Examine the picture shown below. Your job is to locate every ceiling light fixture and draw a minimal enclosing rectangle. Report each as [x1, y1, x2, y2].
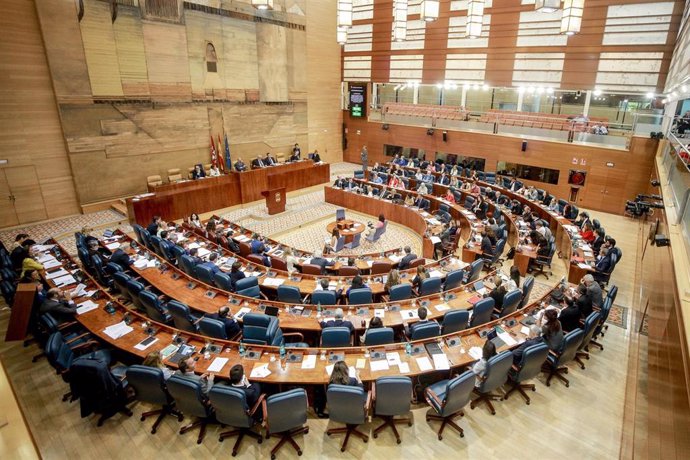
[561, 0, 584, 35]
[392, 0, 408, 42]
[466, 0, 485, 38]
[421, 0, 440, 22]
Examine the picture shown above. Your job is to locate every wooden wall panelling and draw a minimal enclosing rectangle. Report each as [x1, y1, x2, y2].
[113, 5, 151, 98]
[141, 21, 193, 101]
[256, 23, 289, 102]
[79, 0, 125, 98]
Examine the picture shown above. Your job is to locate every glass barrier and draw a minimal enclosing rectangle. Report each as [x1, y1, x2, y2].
[633, 113, 664, 136]
[665, 134, 690, 213]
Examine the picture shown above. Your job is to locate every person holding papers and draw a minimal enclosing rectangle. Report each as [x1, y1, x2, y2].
[227, 364, 261, 409]
[472, 340, 497, 387]
[21, 245, 44, 278]
[40, 288, 77, 322]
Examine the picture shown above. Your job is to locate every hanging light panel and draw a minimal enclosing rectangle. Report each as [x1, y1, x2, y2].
[535, 0, 561, 13]
[421, 0, 440, 22]
[392, 0, 408, 42]
[337, 0, 353, 27]
[560, 0, 584, 35]
[466, 0, 485, 38]
[251, 0, 274, 10]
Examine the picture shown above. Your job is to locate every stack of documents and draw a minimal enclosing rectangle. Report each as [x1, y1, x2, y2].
[250, 363, 272, 378]
[76, 300, 99, 315]
[262, 277, 285, 287]
[207, 357, 229, 373]
[103, 321, 133, 339]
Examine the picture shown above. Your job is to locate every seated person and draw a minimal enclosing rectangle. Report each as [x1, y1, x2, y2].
[404, 194, 415, 206]
[472, 340, 497, 387]
[558, 300, 582, 333]
[329, 361, 362, 388]
[380, 187, 394, 200]
[198, 252, 221, 275]
[333, 175, 347, 188]
[541, 309, 564, 351]
[488, 276, 507, 309]
[227, 364, 262, 409]
[228, 262, 246, 291]
[250, 233, 266, 254]
[176, 357, 214, 395]
[384, 269, 401, 293]
[361, 316, 384, 344]
[511, 325, 544, 364]
[264, 152, 276, 166]
[411, 265, 429, 291]
[251, 155, 265, 169]
[580, 223, 596, 244]
[292, 143, 301, 160]
[187, 247, 204, 265]
[234, 158, 247, 172]
[438, 173, 450, 185]
[547, 198, 559, 212]
[311, 150, 322, 163]
[207, 306, 241, 338]
[319, 307, 354, 333]
[480, 230, 493, 257]
[366, 214, 386, 239]
[191, 164, 206, 180]
[398, 246, 417, 270]
[188, 213, 202, 228]
[109, 242, 133, 271]
[405, 306, 437, 337]
[142, 350, 174, 380]
[208, 164, 221, 177]
[323, 228, 340, 254]
[443, 189, 456, 204]
[40, 288, 77, 323]
[21, 245, 44, 278]
[417, 182, 429, 195]
[371, 172, 383, 184]
[310, 252, 336, 274]
[346, 275, 368, 297]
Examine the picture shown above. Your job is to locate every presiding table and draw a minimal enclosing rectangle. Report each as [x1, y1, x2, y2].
[326, 219, 366, 244]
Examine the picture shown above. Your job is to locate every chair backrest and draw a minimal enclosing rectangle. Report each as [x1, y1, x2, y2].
[198, 317, 228, 340]
[389, 283, 412, 301]
[463, 196, 475, 209]
[132, 224, 146, 245]
[498, 289, 522, 317]
[374, 376, 412, 416]
[321, 327, 351, 347]
[208, 385, 253, 429]
[367, 226, 384, 242]
[327, 384, 368, 425]
[302, 264, 322, 275]
[333, 236, 346, 253]
[440, 370, 475, 415]
[242, 313, 279, 345]
[126, 365, 170, 406]
[213, 272, 233, 291]
[363, 327, 395, 346]
[112, 272, 131, 299]
[311, 290, 337, 305]
[139, 290, 168, 324]
[195, 264, 216, 285]
[519, 275, 534, 308]
[607, 285, 618, 304]
[239, 242, 251, 257]
[419, 277, 442, 296]
[490, 239, 506, 263]
[179, 255, 197, 277]
[166, 375, 211, 419]
[167, 300, 197, 333]
[467, 259, 484, 283]
[477, 350, 513, 393]
[470, 297, 495, 328]
[246, 254, 265, 266]
[271, 257, 288, 271]
[125, 278, 146, 308]
[410, 321, 441, 340]
[348, 288, 373, 305]
[104, 262, 122, 276]
[409, 258, 425, 268]
[555, 329, 585, 367]
[346, 233, 361, 249]
[336, 209, 346, 220]
[265, 388, 307, 434]
[149, 235, 164, 257]
[371, 261, 392, 275]
[514, 342, 550, 383]
[444, 269, 464, 291]
[442, 310, 470, 334]
[277, 285, 302, 304]
[580, 312, 601, 350]
[235, 276, 260, 298]
[338, 265, 359, 276]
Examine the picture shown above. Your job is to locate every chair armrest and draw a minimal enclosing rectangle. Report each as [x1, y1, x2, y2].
[302, 295, 310, 304]
[56, 320, 79, 331]
[261, 398, 269, 429]
[259, 292, 269, 300]
[371, 382, 376, 402]
[364, 390, 372, 414]
[380, 295, 390, 303]
[71, 340, 100, 353]
[65, 332, 91, 346]
[424, 387, 444, 408]
[282, 332, 304, 342]
[248, 393, 266, 417]
[229, 330, 243, 341]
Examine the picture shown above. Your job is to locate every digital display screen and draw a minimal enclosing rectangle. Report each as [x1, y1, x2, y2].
[349, 84, 366, 118]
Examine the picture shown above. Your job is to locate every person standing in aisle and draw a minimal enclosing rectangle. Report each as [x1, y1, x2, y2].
[361, 145, 368, 174]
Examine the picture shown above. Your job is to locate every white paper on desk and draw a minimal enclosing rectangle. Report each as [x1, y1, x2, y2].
[53, 275, 77, 287]
[207, 357, 229, 373]
[435, 303, 450, 312]
[416, 357, 433, 372]
[133, 258, 148, 269]
[301, 355, 317, 369]
[389, 254, 402, 263]
[374, 308, 385, 318]
[325, 365, 357, 377]
[356, 359, 366, 369]
[187, 242, 200, 249]
[366, 261, 374, 268]
[401, 309, 419, 320]
[398, 362, 410, 374]
[262, 277, 285, 287]
[370, 360, 390, 372]
[146, 260, 157, 268]
[235, 307, 252, 319]
[76, 300, 98, 315]
[250, 363, 271, 378]
[43, 259, 62, 269]
[235, 235, 250, 242]
[386, 352, 401, 366]
[429, 270, 444, 279]
[105, 242, 120, 250]
[134, 337, 159, 351]
[37, 253, 56, 264]
[197, 248, 211, 258]
[103, 321, 133, 339]
[433, 354, 451, 370]
[430, 236, 441, 244]
[71, 283, 87, 297]
[497, 331, 517, 347]
[520, 326, 530, 336]
[33, 244, 55, 252]
[577, 263, 591, 270]
[469, 347, 483, 360]
[46, 269, 69, 280]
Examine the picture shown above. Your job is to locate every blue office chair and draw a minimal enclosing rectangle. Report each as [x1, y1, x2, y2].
[483, 238, 506, 269]
[208, 386, 264, 456]
[425, 370, 475, 440]
[372, 376, 413, 444]
[213, 272, 234, 291]
[312, 290, 338, 305]
[409, 321, 441, 340]
[464, 259, 484, 284]
[132, 224, 146, 245]
[469, 297, 494, 328]
[277, 285, 302, 304]
[505, 342, 549, 405]
[367, 226, 385, 242]
[348, 288, 373, 305]
[470, 350, 513, 415]
[333, 236, 346, 253]
[147, 235, 163, 257]
[171, 245, 186, 266]
[104, 262, 123, 276]
[326, 384, 371, 452]
[419, 277, 442, 296]
[198, 317, 228, 340]
[388, 284, 412, 301]
[264, 388, 309, 458]
[442, 310, 470, 334]
[533, 243, 556, 279]
[241, 313, 279, 345]
[167, 300, 198, 333]
[195, 264, 216, 286]
[363, 327, 395, 346]
[463, 196, 475, 209]
[443, 269, 464, 291]
[166, 375, 214, 444]
[126, 365, 183, 434]
[590, 296, 613, 350]
[158, 239, 176, 263]
[139, 290, 172, 324]
[519, 275, 534, 308]
[574, 311, 601, 369]
[494, 289, 522, 318]
[140, 228, 153, 249]
[179, 255, 198, 277]
[545, 329, 584, 387]
[112, 272, 132, 301]
[344, 233, 361, 249]
[336, 209, 346, 220]
[235, 276, 261, 298]
[321, 327, 351, 347]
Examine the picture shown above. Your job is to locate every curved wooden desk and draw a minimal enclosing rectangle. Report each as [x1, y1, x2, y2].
[326, 219, 366, 243]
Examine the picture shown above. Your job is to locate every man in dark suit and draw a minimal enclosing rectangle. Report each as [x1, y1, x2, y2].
[592, 247, 613, 284]
[312, 150, 321, 162]
[250, 234, 268, 254]
[488, 276, 507, 309]
[405, 307, 438, 338]
[592, 229, 605, 255]
[234, 158, 247, 172]
[310, 253, 335, 274]
[251, 155, 265, 169]
[109, 242, 133, 271]
[583, 274, 603, 309]
[292, 143, 301, 160]
[319, 308, 354, 333]
[187, 248, 204, 266]
[146, 215, 162, 237]
[398, 246, 416, 270]
[228, 364, 261, 408]
[207, 306, 240, 338]
[40, 288, 78, 323]
[566, 283, 594, 319]
[198, 252, 221, 275]
[511, 325, 544, 364]
[264, 152, 276, 166]
[480, 230, 493, 257]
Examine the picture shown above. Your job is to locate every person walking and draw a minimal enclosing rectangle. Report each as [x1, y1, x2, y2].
[361, 145, 368, 174]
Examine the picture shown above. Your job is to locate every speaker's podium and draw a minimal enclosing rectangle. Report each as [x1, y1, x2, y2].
[261, 188, 286, 215]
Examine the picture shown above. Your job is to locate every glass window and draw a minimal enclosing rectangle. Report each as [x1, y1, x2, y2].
[496, 161, 560, 185]
[383, 144, 426, 159]
[418, 86, 441, 105]
[378, 84, 397, 106]
[492, 88, 519, 111]
[465, 87, 493, 112]
[442, 87, 463, 107]
[435, 152, 486, 170]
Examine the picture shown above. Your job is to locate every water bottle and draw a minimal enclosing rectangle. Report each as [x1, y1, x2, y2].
[405, 342, 412, 356]
[238, 341, 246, 357]
[317, 302, 322, 318]
[279, 342, 286, 360]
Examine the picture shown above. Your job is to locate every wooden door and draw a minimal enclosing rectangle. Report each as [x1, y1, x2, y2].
[4, 166, 47, 224]
[0, 171, 19, 228]
[581, 166, 627, 214]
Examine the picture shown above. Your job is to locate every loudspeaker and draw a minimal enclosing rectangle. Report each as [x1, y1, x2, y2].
[427, 128, 434, 136]
[382, 124, 389, 130]
[442, 130, 447, 142]
[521, 140, 527, 152]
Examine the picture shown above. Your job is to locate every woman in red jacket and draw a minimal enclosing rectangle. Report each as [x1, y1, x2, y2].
[580, 222, 596, 244]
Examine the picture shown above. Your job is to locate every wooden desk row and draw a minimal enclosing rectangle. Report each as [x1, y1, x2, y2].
[127, 161, 330, 225]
